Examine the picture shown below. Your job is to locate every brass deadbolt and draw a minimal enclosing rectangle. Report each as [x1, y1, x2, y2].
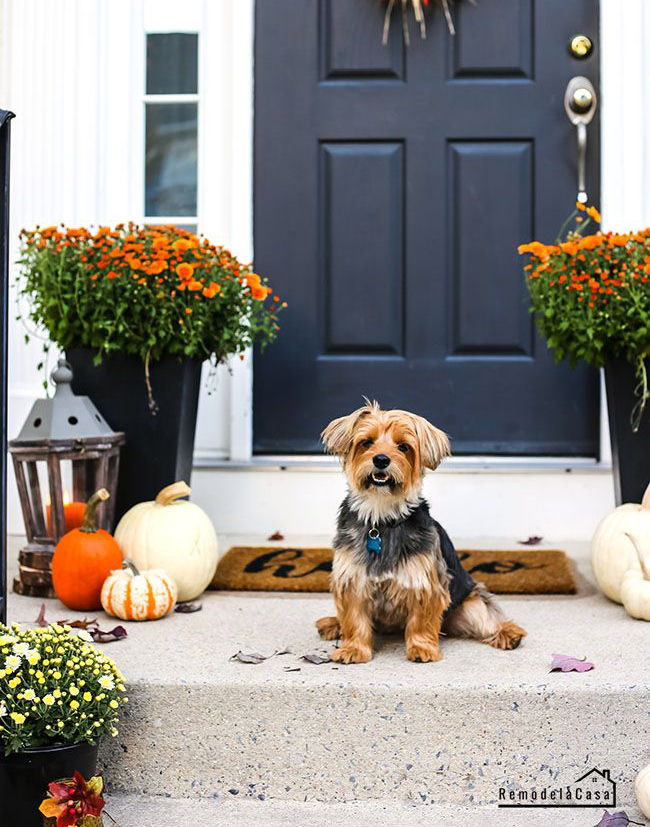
[569, 34, 593, 59]
[571, 87, 594, 114]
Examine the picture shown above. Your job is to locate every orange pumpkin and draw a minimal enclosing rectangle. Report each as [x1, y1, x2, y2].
[51, 489, 123, 610]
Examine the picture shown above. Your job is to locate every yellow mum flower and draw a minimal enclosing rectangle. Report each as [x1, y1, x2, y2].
[43, 694, 55, 706]
[10, 712, 26, 725]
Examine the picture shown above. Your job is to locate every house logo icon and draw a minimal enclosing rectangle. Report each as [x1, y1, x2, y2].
[498, 766, 616, 808]
[571, 768, 617, 807]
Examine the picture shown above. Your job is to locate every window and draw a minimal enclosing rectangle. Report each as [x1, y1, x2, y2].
[144, 32, 199, 232]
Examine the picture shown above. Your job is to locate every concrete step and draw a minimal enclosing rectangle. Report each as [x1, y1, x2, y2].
[7, 537, 649, 810]
[107, 795, 642, 827]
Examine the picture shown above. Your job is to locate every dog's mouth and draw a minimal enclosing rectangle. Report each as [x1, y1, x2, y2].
[367, 471, 393, 488]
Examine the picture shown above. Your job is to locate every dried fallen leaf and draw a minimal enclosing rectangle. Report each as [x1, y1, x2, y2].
[518, 535, 543, 546]
[268, 530, 284, 541]
[35, 604, 48, 627]
[301, 653, 331, 664]
[550, 653, 594, 673]
[230, 651, 268, 664]
[58, 618, 98, 630]
[175, 601, 203, 614]
[90, 626, 128, 644]
[594, 811, 643, 827]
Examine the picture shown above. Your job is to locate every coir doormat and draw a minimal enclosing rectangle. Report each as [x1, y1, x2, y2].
[210, 547, 576, 595]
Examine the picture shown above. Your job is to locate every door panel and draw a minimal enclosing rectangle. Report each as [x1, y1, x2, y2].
[322, 142, 404, 355]
[254, 0, 600, 455]
[449, 141, 533, 356]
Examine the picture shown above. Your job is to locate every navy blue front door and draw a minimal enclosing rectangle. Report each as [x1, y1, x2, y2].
[254, 0, 600, 455]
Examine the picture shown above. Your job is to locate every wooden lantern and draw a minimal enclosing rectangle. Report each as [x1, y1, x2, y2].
[9, 359, 125, 597]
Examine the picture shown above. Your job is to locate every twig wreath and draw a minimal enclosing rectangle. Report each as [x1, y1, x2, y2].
[382, 0, 476, 45]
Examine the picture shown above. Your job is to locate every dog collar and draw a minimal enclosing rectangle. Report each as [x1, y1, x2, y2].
[367, 525, 382, 554]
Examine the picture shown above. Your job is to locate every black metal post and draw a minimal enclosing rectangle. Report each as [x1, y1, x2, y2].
[0, 109, 15, 625]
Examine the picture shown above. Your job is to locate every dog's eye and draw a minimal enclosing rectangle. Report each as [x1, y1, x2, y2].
[361, 439, 374, 449]
[397, 443, 410, 453]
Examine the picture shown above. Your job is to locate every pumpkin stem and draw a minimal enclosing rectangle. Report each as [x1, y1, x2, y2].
[155, 481, 191, 506]
[79, 489, 110, 534]
[122, 558, 141, 577]
[625, 532, 650, 581]
[642, 482, 650, 511]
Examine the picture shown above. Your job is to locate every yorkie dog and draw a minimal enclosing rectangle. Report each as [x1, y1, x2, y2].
[316, 400, 526, 664]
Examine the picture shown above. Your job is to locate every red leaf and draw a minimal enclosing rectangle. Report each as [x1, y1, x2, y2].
[595, 811, 644, 826]
[518, 535, 543, 546]
[90, 625, 127, 643]
[35, 603, 48, 627]
[58, 618, 98, 630]
[550, 653, 594, 673]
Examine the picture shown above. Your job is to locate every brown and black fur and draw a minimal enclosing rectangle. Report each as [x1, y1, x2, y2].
[316, 400, 526, 664]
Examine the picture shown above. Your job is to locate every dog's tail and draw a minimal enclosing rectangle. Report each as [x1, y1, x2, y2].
[444, 584, 526, 650]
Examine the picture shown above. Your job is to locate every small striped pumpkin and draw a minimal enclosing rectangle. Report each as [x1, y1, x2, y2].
[101, 559, 177, 621]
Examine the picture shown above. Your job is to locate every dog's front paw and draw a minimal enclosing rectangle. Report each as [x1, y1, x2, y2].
[407, 642, 443, 663]
[316, 616, 341, 641]
[331, 643, 372, 664]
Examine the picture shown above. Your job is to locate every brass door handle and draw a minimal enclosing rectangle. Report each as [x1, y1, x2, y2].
[564, 76, 597, 204]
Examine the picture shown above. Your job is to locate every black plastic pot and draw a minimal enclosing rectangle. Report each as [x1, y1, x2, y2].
[0, 740, 99, 826]
[67, 348, 202, 524]
[604, 357, 650, 505]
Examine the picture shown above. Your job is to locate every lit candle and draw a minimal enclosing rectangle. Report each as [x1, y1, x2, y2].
[46, 491, 86, 535]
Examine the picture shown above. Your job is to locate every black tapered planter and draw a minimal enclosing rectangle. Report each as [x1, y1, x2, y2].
[0, 740, 99, 826]
[604, 357, 650, 506]
[67, 349, 202, 523]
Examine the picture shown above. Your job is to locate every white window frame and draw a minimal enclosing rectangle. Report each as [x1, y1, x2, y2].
[139, 0, 255, 462]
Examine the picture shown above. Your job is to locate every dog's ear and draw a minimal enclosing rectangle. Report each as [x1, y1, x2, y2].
[321, 403, 375, 457]
[410, 414, 450, 470]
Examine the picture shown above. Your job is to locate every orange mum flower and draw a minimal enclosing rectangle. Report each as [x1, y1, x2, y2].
[246, 273, 261, 289]
[172, 238, 193, 254]
[251, 285, 270, 301]
[187, 280, 203, 292]
[578, 234, 603, 251]
[586, 206, 601, 223]
[517, 241, 553, 259]
[107, 270, 118, 280]
[202, 282, 221, 298]
[561, 242, 579, 256]
[176, 262, 194, 280]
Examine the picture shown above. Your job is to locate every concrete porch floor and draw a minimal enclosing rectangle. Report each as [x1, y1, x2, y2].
[5, 534, 650, 824]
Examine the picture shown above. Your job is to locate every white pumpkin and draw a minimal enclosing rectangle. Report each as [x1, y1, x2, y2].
[114, 481, 218, 602]
[635, 764, 650, 819]
[591, 482, 650, 603]
[620, 532, 650, 621]
[101, 560, 177, 621]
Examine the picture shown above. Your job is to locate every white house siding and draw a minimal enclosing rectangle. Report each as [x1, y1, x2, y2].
[1, 0, 649, 538]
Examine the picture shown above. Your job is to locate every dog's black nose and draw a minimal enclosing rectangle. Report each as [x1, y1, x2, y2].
[373, 454, 390, 469]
